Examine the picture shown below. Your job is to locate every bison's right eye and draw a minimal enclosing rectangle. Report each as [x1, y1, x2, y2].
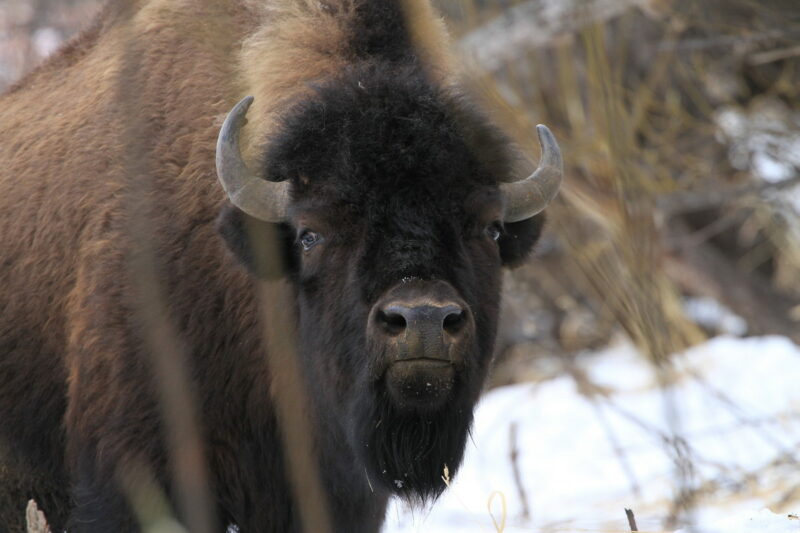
[298, 229, 322, 251]
[485, 221, 503, 242]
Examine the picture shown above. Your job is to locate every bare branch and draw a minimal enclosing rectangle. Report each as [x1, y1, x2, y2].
[508, 423, 531, 521]
[657, 174, 800, 214]
[458, 0, 650, 73]
[625, 508, 639, 532]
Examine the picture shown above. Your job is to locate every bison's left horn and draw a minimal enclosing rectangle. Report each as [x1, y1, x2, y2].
[500, 125, 563, 222]
[216, 96, 290, 222]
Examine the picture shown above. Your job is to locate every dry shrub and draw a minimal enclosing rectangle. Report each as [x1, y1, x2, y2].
[439, 0, 800, 372]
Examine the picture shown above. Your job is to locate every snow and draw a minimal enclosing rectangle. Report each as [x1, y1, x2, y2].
[383, 336, 800, 532]
[683, 297, 748, 336]
[715, 102, 800, 215]
[31, 27, 62, 58]
[674, 509, 800, 533]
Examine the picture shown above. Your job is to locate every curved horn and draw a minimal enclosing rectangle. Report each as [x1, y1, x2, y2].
[216, 96, 290, 222]
[500, 125, 563, 222]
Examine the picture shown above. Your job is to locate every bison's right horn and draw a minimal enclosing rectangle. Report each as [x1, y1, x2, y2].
[500, 125, 563, 222]
[216, 96, 290, 222]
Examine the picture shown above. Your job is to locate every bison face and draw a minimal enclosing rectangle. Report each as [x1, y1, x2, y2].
[216, 63, 555, 501]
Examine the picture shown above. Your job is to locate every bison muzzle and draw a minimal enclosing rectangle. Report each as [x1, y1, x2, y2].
[369, 279, 472, 411]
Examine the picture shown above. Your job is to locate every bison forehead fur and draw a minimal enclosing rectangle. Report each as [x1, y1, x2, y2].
[0, 0, 548, 532]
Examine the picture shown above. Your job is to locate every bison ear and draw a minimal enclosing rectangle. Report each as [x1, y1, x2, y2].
[215, 204, 297, 279]
[498, 213, 546, 268]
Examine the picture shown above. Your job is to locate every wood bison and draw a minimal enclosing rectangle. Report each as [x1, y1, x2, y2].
[0, 0, 562, 531]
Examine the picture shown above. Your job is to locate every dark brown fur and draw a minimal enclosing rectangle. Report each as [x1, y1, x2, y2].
[0, 1, 544, 531]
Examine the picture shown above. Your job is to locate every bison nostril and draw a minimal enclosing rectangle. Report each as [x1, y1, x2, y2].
[375, 302, 468, 339]
[442, 309, 466, 335]
[376, 309, 407, 336]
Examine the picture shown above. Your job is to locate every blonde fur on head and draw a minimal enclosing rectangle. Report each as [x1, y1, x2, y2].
[237, 1, 354, 160]
[398, 0, 457, 80]
[235, 0, 457, 164]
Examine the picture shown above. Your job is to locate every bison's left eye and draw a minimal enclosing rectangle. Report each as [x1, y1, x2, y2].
[485, 222, 503, 242]
[298, 229, 322, 251]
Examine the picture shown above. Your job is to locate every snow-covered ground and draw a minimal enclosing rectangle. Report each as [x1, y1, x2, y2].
[384, 335, 800, 533]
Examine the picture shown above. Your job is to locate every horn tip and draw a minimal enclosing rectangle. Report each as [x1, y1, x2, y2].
[236, 95, 255, 113]
[220, 96, 256, 144]
[534, 123, 563, 170]
[535, 124, 554, 141]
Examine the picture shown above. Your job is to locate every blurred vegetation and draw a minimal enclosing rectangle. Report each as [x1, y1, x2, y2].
[0, 0, 100, 89]
[436, 0, 800, 384]
[2, 0, 800, 378]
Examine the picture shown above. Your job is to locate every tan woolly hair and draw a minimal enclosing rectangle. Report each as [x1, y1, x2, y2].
[235, 0, 457, 162]
[398, 0, 457, 81]
[237, 1, 354, 160]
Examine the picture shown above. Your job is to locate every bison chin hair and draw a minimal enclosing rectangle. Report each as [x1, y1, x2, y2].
[354, 380, 476, 503]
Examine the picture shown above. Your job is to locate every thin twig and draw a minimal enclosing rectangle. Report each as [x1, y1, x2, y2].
[749, 45, 800, 65]
[657, 174, 800, 214]
[589, 400, 642, 499]
[508, 422, 531, 521]
[118, 27, 215, 533]
[625, 508, 639, 531]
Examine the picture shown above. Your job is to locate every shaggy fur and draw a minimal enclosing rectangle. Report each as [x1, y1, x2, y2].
[0, 0, 545, 531]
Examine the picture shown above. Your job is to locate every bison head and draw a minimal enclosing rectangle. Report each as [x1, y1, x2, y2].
[216, 63, 561, 501]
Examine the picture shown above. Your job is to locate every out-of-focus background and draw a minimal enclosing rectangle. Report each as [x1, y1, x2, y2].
[3, 1, 800, 532]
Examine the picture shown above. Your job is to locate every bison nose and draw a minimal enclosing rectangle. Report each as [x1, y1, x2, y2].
[374, 299, 469, 363]
[369, 281, 474, 411]
[377, 303, 467, 338]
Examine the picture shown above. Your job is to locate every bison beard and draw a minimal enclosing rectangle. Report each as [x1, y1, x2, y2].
[359, 381, 475, 501]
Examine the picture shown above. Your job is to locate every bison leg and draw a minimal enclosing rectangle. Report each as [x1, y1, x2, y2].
[63, 343, 166, 530]
[65, 450, 140, 533]
[62, 239, 177, 531]
[63, 367, 167, 533]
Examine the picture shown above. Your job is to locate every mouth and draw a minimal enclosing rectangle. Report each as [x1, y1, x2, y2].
[393, 357, 451, 368]
[384, 358, 455, 412]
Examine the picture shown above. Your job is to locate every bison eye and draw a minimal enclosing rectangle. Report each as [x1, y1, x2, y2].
[298, 229, 322, 251]
[485, 222, 503, 242]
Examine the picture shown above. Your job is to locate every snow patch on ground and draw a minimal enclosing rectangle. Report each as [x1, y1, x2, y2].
[683, 296, 748, 336]
[383, 335, 800, 532]
[675, 508, 800, 533]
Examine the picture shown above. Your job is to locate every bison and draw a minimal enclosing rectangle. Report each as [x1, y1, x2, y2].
[0, 0, 562, 531]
